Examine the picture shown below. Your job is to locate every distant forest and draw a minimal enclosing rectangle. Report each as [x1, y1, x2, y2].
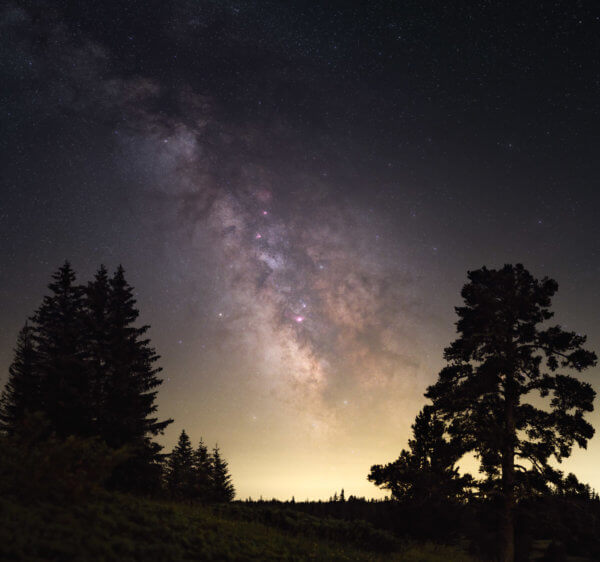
[1, 262, 599, 561]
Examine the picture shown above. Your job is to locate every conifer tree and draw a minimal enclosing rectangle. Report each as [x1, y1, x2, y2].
[193, 437, 213, 500]
[425, 264, 597, 562]
[83, 265, 111, 436]
[210, 445, 235, 502]
[369, 406, 471, 503]
[166, 430, 195, 499]
[103, 265, 173, 491]
[1, 262, 173, 494]
[30, 262, 89, 438]
[0, 324, 38, 434]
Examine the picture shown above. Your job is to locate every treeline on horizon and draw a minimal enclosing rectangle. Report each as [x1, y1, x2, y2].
[1, 262, 600, 561]
[0, 262, 233, 503]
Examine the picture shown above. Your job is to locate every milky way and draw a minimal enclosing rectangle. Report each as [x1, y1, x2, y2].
[2, 2, 599, 498]
[112, 79, 430, 437]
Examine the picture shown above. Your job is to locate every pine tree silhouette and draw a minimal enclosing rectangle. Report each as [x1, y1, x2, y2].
[103, 265, 173, 492]
[210, 445, 235, 502]
[166, 430, 196, 500]
[0, 324, 39, 434]
[30, 262, 89, 438]
[84, 265, 111, 437]
[193, 437, 213, 501]
[1, 262, 173, 493]
[426, 264, 597, 562]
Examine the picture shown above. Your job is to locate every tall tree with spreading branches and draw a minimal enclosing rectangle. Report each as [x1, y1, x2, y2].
[426, 264, 596, 561]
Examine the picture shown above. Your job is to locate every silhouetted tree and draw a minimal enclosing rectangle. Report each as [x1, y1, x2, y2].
[210, 445, 235, 502]
[102, 265, 173, 491]
[30, 262, 90, 438]
[1, 263, 173, 493]
[0, 324, 38, 434]
[425, 264, 597, 562]
[193, 437, 213, 500]
[83, 265, 111, 437]
[166, 430, 195, 499]
[558, 472, 594, 500]
[369, 405, 471, 503]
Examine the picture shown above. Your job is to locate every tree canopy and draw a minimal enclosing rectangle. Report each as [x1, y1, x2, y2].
[425, 264, 596, 561]
[368, 406, 472, 504]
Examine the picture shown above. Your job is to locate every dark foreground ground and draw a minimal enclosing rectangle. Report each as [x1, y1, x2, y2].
[3, 491, 599, 561]
[0, 492, 478, 561]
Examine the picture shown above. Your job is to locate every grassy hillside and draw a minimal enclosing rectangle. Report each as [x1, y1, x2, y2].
[0, 493, 476, 561]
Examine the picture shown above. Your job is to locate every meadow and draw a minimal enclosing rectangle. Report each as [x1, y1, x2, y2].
[0, 492, 476, 562]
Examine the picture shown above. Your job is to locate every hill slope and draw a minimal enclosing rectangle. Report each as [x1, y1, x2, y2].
[0, 493, 475, 561]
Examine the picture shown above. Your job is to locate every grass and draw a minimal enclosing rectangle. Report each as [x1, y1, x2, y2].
[0, 493, 477, 561]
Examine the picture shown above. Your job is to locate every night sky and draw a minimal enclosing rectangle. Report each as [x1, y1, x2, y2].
[1, 1, 599, 500]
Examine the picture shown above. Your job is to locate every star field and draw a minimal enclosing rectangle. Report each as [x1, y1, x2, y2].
[1, 1, 599, 499]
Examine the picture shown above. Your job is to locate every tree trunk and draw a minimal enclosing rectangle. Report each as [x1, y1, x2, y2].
[501, 382, 516, 562]
[501, 460, 515, 562]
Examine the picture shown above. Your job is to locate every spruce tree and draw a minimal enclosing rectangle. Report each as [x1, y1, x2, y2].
[425, 264, 597, 562]
[166, 430, 195, 500]
[1, 262, 173, 494]
[193, 437, 213, 501]
[83, 265, 111, 437]
[103, 265, 173, 491]
[210, 445, 235, 502]
[30, 262, 89, 438]
[0, 324, 39, 434]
